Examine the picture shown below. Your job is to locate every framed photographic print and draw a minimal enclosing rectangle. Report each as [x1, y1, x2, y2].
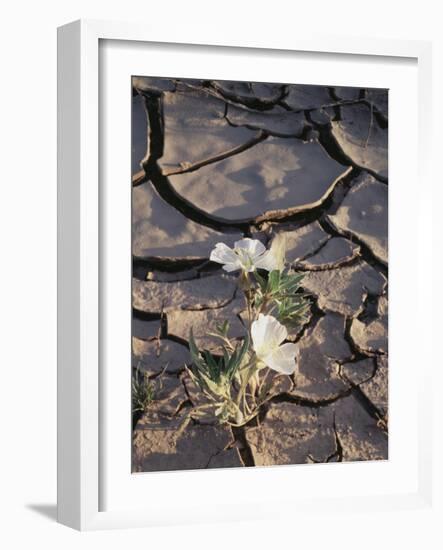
[57, 19, 433, 530]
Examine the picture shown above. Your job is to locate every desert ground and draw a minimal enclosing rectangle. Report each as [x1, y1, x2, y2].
[131, 77, 388, 471]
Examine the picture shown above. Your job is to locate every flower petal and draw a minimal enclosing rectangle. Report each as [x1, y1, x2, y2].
[221, 262, 242, 273]
[210, 243, 239, 268]
[262, 314, 288, 348]
[264, 343, 298, 375]
[254, 250, 279, 271]
[251, 314, 288, 358]
[234, 238, 266, 260]
[255, 234, 286, 271]
[251, 314, 269, 356]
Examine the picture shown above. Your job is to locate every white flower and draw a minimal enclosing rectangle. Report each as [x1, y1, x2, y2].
[254, 233, 286, 272]
[251, 314, 298, 375]
[210, 238, 270, 273]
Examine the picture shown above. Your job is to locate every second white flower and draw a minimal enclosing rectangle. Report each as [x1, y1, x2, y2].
[251, 314, 298, 375]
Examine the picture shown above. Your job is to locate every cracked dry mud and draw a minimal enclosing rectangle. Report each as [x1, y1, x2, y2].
[131, 77, 388, 471]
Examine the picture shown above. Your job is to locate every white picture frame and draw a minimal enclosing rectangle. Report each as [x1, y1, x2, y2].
[57, 19, 433, 531]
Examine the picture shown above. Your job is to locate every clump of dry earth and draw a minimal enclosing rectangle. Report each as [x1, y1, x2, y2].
[131, 77, 388, 472]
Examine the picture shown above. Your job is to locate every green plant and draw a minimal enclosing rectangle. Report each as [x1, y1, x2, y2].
[180, 235, 310, 429]
[132, 365, 155, 414]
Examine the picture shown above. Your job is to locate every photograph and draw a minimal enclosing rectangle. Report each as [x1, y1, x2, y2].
[131, 75, 388, 472]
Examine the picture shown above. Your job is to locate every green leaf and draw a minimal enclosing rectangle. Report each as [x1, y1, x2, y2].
[236, 333, 250, 369]
[199, 370, 223, 396]
[189, 330, 202, 364]
[268, 270, 281, 293]
[226, 333, 250, 380]
[216, 320, 230, 337]
[254, 270, 267, 290]
[279, 273, 304, 293]
[203, 350, 220, 382]
[226, 347, 239, 377]
[222, 347, 231, 370]
[254, 294, 264, 308]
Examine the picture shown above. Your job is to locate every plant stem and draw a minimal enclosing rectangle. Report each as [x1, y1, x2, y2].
[227, 409, 260, 427]
[236, 362, 256, 407]
[243, 274, 254, 341]
[258, 368, 270, 397]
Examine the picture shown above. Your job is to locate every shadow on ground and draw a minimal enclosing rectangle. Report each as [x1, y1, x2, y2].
[26, 504, 57, 522]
